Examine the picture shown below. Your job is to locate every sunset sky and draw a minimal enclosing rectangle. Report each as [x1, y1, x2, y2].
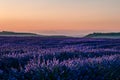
[0, 0, 120, 36]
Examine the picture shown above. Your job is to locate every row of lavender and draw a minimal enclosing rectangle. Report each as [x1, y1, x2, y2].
[0, 37, 120, 80]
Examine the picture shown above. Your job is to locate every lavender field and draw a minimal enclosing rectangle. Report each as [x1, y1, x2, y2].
[0, 37, 120, 80]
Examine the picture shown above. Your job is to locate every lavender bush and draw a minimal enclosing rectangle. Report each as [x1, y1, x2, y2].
[0, 37, 120, 80]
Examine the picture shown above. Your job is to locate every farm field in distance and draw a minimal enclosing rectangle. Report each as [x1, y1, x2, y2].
[0, 36, 120, 80]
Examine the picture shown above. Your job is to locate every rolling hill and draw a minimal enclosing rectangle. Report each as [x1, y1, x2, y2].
[85, 32, 120, 38]
[0, 31, 38, 36]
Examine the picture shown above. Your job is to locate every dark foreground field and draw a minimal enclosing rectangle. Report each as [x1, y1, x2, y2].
[0, 37, 120, 80]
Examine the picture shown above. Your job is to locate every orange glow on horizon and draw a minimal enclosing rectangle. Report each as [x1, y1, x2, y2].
[0, 0, 120, 35]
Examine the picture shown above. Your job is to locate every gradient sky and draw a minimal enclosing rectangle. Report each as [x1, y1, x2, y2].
[0, 0, 120, 36]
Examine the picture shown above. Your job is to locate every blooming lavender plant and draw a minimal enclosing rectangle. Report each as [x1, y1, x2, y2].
[0, 37, 119, 80]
